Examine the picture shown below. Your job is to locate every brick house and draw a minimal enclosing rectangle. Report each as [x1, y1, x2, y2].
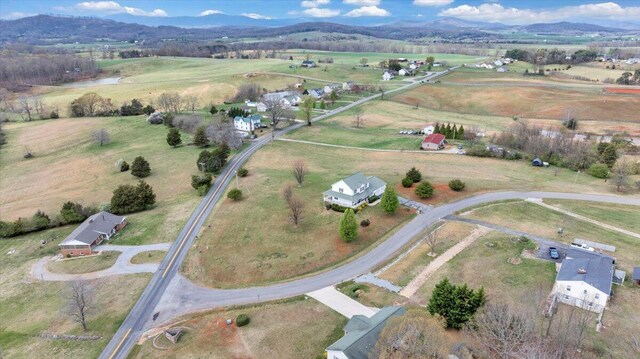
[59, 212, 127, 257]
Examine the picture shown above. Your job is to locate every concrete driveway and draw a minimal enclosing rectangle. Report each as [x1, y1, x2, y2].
[32, 243, 171, 281]
[307, 286, 378, 318]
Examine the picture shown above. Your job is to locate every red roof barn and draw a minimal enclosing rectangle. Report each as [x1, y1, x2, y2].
[421, 133, 445, 150]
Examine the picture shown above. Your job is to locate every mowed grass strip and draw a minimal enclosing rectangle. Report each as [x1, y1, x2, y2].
[543, 199, 640, 234]
[129, 250, 167, 264]
[129, 299, 344, 359]
[47, 251, 120, 274]
[463, 201, 640, 271]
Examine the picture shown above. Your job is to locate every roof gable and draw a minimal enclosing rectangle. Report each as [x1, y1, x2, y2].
[423, 133, 445, 144]
[60, 212, 125, 246]
[556, 256, 614, 294]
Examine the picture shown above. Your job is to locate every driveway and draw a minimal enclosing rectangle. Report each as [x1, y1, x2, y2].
[307, 286, 378, 318]
[32, 243, 171, 281]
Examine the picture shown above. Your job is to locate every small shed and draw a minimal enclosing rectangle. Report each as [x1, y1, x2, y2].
[633, 267, 640, 285]
[532, 158, 543, 167]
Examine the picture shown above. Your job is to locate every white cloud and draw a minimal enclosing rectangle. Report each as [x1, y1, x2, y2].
[303, 7, 341, 17]
[414, 0, 454, 6]
[199, 9, 223, 16]
[74, 1, 167, 17]
[241, 13, 272, 20]
[439, 2, 640, 25]
[343, 0, 380, 5]
[344, 5, 390, 17]
[301, 0, 331, 8]
[0, 11, 36, 20]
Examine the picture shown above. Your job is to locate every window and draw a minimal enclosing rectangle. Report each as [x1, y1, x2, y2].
[595, 294, 600, 299]
[566, 285, 571, 291]
[583, 289, 588, 295]
[338, 188, 343, 193]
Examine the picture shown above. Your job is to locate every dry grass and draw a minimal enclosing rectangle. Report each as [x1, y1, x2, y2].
[129, 250, 167, 264]
[47, 251, 120, 274]
[379, 221, 477, 287]
[130, 299, 344, 359]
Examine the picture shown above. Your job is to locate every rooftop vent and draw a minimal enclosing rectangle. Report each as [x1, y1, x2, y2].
[578, 268, 587, 274]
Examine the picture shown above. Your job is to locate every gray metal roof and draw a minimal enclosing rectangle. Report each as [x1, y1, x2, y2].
[633, 267, 640, 281]
[342, 172, 369, 192]
[59, 212, 125, 247]
[327, 307, 406, 358]
[556, 256, 614, 294]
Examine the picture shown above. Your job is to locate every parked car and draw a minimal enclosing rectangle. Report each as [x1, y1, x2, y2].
[457, 144, 463, 149]
[570, 242, 594, 252]
[549, 247, 559, 259]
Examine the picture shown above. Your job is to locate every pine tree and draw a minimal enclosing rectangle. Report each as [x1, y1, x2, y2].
[601, 144, 618, 169]
[193, 126, 209, 148]
[339, 208, 358, 242]
[135, 180, 156, 210]
[380, 186, 399, 214]
[415, 181, 434, 198]
[209, 105, 218, 115]
[166, 128, 182, 147]
[457, 125, 465, 140]
[428, 278, 486, 329]
[406, 167, 422, 183]
[445, 123, 452, 139]
[433, 123, 440, 134]
[131, 156, 151, 178]
[451, 124, 458, 140]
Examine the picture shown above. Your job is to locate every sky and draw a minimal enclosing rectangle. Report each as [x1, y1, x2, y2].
[1, 0, 639, 25]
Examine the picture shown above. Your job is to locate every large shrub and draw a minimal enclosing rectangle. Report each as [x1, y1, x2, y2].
[401, 177, 413, 188]
[588, 163, 609, 179]
[236, 314, 250, 327]
[448, 179, 466, 191]
[415, 181, 434, 199]
[237, 167, 249, 177]
[166, 128, 182, 147]
[131, 156, 151, 178]
[147, 111, 164, 124]
[110, 181, 156, 214]
[227, 188, 243, 201]
[428, 278, 486, 329]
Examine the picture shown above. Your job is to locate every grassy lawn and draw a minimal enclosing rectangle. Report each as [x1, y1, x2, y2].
[47, 251, 120, 274]
[414, 231, 557, 309]
[283, 49, 479, 67]
[0, 231, 150, 359]
[182, 141, 416, 288]
[543, 199, 640, 234]
[129, 250, 167, 264]
[336, 281, 406, 308]
[129, 298, 345, 359]
[0, 116, 213, 245]
[463, 201, 640, 272]
[378, 221, 477, 287]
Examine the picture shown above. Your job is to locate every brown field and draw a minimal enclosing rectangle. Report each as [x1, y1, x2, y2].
[392, 83, 640, 129]
[130, 299, 345, 359]
[604, 87, 640, 94]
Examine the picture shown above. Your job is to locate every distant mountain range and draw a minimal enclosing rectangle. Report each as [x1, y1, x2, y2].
[0, 15, 637, 46]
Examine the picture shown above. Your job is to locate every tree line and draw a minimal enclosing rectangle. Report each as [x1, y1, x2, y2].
[505, 48, 598, 65]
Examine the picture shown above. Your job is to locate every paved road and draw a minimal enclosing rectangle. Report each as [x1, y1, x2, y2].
[32, 243, 171, 281]
[146, 192, 638, 330]
[99, 69, 452, 359]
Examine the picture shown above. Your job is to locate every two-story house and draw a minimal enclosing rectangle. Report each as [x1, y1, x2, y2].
[323, 172, 386, 209]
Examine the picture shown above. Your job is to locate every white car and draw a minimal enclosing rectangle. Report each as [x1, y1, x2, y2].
[570, 243, 594, 252]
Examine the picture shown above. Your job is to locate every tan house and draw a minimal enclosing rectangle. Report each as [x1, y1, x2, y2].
[421, 133, 445, 150]
[59, 212, 127, 257]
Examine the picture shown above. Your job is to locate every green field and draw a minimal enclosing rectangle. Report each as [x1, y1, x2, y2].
[47, 251, 120, 274]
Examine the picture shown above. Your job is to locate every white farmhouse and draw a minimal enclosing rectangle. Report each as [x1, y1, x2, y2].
[494, 60, 504, 67]
[323, 172, 387, 209]
[553, 254, 614, 313]
[382, 71, 393, 81]
[233, 114, 263, 133]
[423, 125, 435, 135]
[398, 69, 408, 76]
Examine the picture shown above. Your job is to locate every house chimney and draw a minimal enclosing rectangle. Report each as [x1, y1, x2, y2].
[578, 268, 587, 274]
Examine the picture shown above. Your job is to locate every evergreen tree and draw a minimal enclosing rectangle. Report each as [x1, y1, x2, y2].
[380, 186, 399, 214]
[406, 167, 422, 183]
[339, 208, 358, 242]
[135, 180, 156, 210]
[131, 156, 151, 178]
[601, 144, 618, 169]
[445, 123, 452, 139]
[209, 105, 218, 115]
[197, 150, 211, 171]
[427, 278, 486, 329]
[60, 202, 86, 224]
[166, 128, 182, 147]
[457, 125, 465, 140]
[433, 123, 440, 134]
[193, 126, 209, 147]
[31, 210, 51, 230]
[415, 181, 434, 198]
[319, 100, 326, 110]
[451, 124, 458, 140]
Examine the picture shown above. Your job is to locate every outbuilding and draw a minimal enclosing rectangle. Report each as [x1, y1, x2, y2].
[421, 133, 446, 150]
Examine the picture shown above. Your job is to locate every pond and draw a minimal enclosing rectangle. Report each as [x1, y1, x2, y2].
[61, 77, 121, 88]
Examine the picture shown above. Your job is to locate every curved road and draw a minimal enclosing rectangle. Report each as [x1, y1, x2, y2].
[99, 69, 452, 359]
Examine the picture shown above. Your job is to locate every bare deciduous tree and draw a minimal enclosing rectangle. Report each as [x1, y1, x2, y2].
[425, 228, 439, 255]
[612, 157, 630, 192]
[91, 128, 110, 146]
[18, 96, 33, 121]
[371, 309, 449, 359]
[353, 108, 365, 128]
[287, 195, 304, 226]
[292, 160, 307, 187]
[232, 83, 262, 102]
[185, 96, 199, 113]
[264, 97, 287, 139]
[157, 92, 183, 114]
[66, 281, 93, 331]
[206, 120, 243, 149]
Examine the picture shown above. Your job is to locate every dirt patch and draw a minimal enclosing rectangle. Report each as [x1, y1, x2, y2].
[395, 182, 474, 205]
[604, 87, 640, 94]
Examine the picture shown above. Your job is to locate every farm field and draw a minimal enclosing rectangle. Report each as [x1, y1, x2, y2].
[283, 49, 480, 67]
[183, 140, 621, 289]
[392, 76, 640, 135]
[0, 230, 150, 359]
[462, 200, 640, 271]
[129, 299, 345, 359]
[0, 116, 212, 246]
[284, 99, 514, 148]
